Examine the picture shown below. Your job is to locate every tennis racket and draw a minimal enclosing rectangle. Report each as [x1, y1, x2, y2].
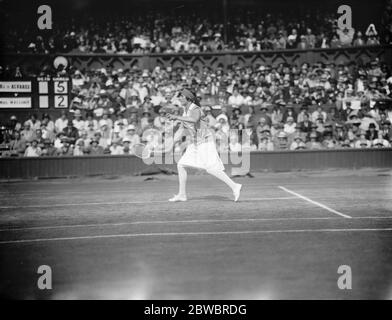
[131, 143, 152, 159]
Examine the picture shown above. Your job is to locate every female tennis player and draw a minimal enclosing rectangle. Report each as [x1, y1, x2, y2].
[166, 89, 242, 202]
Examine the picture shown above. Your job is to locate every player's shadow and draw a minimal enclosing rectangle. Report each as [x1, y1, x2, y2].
[191, 195, 231, 201]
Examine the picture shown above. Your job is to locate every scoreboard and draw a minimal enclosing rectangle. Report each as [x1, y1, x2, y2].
[0, 77, 71, 110]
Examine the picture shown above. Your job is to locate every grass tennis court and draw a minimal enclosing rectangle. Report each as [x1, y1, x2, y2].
[0, 168, 391, 299]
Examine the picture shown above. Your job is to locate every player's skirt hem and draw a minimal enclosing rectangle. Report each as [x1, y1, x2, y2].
[178, 141, 225, 172]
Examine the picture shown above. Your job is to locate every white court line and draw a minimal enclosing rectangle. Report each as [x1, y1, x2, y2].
[1, 228, 392, 245]
[0, 215, 391, 232]
[0, 197, 297, 209]
[278, 186, 352, 219]
[0, 181, 389, 196]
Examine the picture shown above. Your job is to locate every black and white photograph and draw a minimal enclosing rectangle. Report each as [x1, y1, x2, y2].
[0, 0, 392, 304]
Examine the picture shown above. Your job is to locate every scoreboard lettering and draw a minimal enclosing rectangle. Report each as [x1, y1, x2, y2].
[0, 77, 71, 109]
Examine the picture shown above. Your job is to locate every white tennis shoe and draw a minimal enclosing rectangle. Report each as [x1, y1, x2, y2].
[233, 183, 242, 202]
[168, 194, 187, 202]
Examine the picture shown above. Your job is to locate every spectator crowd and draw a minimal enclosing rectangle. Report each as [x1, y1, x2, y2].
[2, 0, 392, 54]
[1, 56, 392, 157]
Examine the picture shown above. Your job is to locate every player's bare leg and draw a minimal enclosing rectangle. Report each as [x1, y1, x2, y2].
[169, 163, 188, 202]
[206, 168, 242, 201]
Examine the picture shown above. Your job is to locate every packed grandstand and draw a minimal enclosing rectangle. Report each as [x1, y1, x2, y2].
[0, 0, 392, 157]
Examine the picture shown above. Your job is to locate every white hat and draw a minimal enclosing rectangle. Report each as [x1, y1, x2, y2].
[127, 124, 136, 131]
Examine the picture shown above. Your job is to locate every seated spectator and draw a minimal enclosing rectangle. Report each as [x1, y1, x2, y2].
[8, 115, 22, 133]
[274, 131, 289, 150]
[365, 123, 378, 140]
[110, 141, 124, 155]
[228, 88, 245, 108]
[229, 132, 242, 152]
[41, 139, 57, 156]
[21, 122, 36, 143]
[62, 119, 79, 144]
[73, 139, 86, 156]
[311, 105, 327, 123]
[283, 116, 296, 135]
[306, 133, 323, 150]
[290, 135, 307, 151]
[88, 139, 104, 155]
[258, 134, 274, 151]
[24, 139, 41, 157]
[8, 131, 26, 156]
[55, 111, 69, 133]
[58, 141, 74, 156]
[123, 124, 140, 147]
[72, 110, 85, 131]
[25, 114, 41, 131]
[322, 131, 336, 149]
[380, 120, 391, 140]
[372, 132, 391, 148]
[354, 132, 371, 148]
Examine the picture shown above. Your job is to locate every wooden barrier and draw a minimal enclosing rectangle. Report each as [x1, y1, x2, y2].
[0, 148, 391, 180]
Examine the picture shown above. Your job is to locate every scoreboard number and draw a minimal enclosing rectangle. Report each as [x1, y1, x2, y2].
[54, 81, 68, 94]
[54, 95, 68, 108]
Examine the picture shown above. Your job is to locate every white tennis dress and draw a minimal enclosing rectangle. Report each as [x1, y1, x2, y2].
[177, 103, 225, 172]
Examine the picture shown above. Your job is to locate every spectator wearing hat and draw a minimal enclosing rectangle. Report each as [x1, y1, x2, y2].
[154, 107, 168, 130]
[124, 124, 140, 147]
[88, 138, 104, 155]
[99, 110, 113, 129]
[311, 105, 327, 123]
[243, 105, 258, 129]
[322, 131, 336, 149]
[290, 135, 306, 151]
[298, 113, 313, 136]
[306, 133, 322, 150]
[259, 104, 272, 127]
[274, 131, 289, 150]
[21, 121, 36, 144]
[62, 119, 79, 145]
[229, 131, 242, 152]
[228, 88, 245, 108]
[8, 131, 26, 156]
[258, 134, 274, 151]
[282, 104, 297, 123]
[380, 121, 392, 141]
[41, 113, 55, 138]
[9, 115, 22, 132]
[41, 139, 57, 156]
[141, 108, 153, 131]
[354, 132, 371, 148]
[114, 113, 128, 132]
[72, 110, 85, 131]
[334, 123, 346, 143]
[84, 112, 99, 131]
[98, 122, 112, 149]
[203, 106, 217, 128]
[309, 123, 322, 142]
[55, 111, 69, 133]
[366, 123, 379, 140]
[35, 129, 45, 149]
[24, 139, 41, 157]
[283, 116, 296, 135]
[271, 103, 284, 125]
[25, 114, 41, 132]
[73, 139, 86, 156]
[288, 123, 307, 145]
[372, 132, 391, 148]
[110, 140, 124, 155]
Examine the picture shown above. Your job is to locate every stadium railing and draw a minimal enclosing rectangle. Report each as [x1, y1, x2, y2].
[2, 45, 392, 72]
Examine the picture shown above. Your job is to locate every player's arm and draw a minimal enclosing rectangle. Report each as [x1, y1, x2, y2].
[167, 108, 201, 124]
